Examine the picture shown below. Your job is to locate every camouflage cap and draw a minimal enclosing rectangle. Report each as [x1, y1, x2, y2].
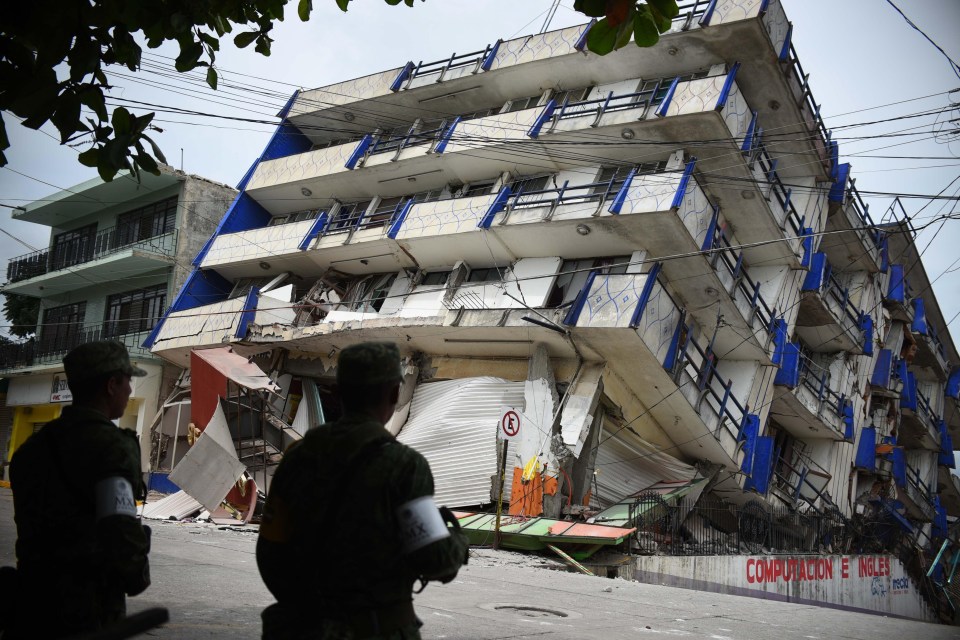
[337, 341, 403, 387]
[63, 340, 148, 382]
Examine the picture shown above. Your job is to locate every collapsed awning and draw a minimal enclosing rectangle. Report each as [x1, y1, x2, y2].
[193, 347, 280, 392]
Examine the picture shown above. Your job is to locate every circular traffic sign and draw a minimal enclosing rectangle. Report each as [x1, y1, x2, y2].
[501, 410, 520, 437]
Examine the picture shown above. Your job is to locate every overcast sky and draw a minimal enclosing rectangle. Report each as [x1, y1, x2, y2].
[1, 0, 957, 343]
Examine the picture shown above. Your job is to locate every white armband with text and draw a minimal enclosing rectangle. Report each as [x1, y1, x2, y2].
[397, 495, 450, 554]
[95, 476, 138, 520]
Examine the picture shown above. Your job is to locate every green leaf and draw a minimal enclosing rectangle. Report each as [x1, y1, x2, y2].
[336, 0, 350, 11]
[170, 12, 191, 33]
[234, 31, 258, 48]
[51, 92, 84, 143]
[573, 0, 607, 18]
[78, 147, 100, 168]
[206, 67, 218, 90]
[633, 10, 661, 47]
[142, 133, 168, 164]
[646, 3, 672, 33]
[136, 151, 160, 175]
[255, 36, 272, 56]
[615, 20, 633, 49]
[298, 0, 312, 20]
[78, 88, 108, 121]
[175, 41, 204, 72]
[649, 0, 680, 20]
[112, 107, 131, 135]
[586, 17, 618, 55]
[198, 32, 220, 52]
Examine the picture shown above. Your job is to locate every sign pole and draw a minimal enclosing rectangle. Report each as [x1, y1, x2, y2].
[494, 438, 508, 549]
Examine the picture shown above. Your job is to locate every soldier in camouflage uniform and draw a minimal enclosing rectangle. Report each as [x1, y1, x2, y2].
[7, 341, 152, 639]
[258, 342, 469, 640]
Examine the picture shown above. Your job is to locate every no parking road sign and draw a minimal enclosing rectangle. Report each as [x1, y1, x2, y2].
[498, 407, 521, 440]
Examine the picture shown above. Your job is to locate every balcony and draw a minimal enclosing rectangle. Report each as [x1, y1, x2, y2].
[898, 463, 936, 523]
[822, 165, 884, 272]
[772, 349, 852, 441]
[0, 327, 155, 374]
[882, 263, 913, 323]
[910, 297, 950, 381]
[899, 383, 942, 451]
[795, 252, 865, 354]
[771, 447, 832, 510]
[3, 227, 178, 297]
[245, 68, 761, 224]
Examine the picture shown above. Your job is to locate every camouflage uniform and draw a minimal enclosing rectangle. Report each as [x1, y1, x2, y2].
[8, 342, 151, 639]
[258, 343, 468, 640]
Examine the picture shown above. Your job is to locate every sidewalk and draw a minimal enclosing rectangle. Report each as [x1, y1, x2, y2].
[1, 488, 956, 639]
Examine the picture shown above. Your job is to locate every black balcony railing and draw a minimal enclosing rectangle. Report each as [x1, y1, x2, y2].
[6, 226, 177, 284]
[0, 327, 154, 372]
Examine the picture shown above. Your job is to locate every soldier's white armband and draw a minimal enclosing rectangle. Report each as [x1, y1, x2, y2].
[397, 495, 450, 554]
[95, 476, 138, 520]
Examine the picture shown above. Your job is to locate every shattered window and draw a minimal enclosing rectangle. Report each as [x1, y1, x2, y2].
[546, 255, 630, 308]
[420, 271, 451, 287]
[347, 273, 397, 313]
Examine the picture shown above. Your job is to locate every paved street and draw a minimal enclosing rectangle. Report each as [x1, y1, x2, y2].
[1, 487, 957, 639]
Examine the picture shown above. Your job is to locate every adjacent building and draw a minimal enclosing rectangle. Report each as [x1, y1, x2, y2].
[145, 0, 960, 621]
[1, 166, 236, 473]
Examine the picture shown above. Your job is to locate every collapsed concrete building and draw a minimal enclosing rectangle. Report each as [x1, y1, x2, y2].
[144, 0, 960, 622]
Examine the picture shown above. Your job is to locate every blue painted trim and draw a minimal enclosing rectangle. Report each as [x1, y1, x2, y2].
[662, 316, 686, 371]
[745, 436, 774, 495]
[527, 99, 557, 139]
[235, 159, 260, 193]
[801, 252, 827, 291]
[714, 62, 741, 111]
[261, 122, 313, 162]
[911, 297, 928, 334]
[829, 163, 850, 203]
[276, 89, 299, 120]
[770, 318, 789, 366]
[298, 212, 328, 251]
[434, 116, 461, 154]
[148, 472, 181, 494]
[700, 205, 720, 252]
[947, 367, 960, 400]
[891, 447, 907, 488]
[741, 111, 759, 153]
[629, 263, 662, 329]
[829, 140, 840, 180]
[607, 168, 637, 214]
[699, 0, 718, 26]
[575, 20, 596, 51]
[481, 40, 501, 71]
[192, 192, 273, 267]
[939, 422, 954, 467]
[142, 268, 233, 349]
[739, 414, 760, 472]
[390, 62, 414, 92]
[671, 159, 697, 210]
[854, 426, 877, 471]
[778, 23, 794, 62]
[842, 401, 855, 440]
[900, 368, 917, 412]
[859, 313, 874, 356]
[870, 349, 893, 388]
[758, 0, 771, 15]
[478, 186, 512, 229]
[235, 287, 260, 340]
[345, 134, 373, 170]
[879, 234, 889, 273]
[887, 264, 906, 303]
[387, 200, 414, 239]
[774, 342, 801, 388]
[654, 77, 681, 117]
[800, 227, 814, 270]
[563, 270, 597, 326]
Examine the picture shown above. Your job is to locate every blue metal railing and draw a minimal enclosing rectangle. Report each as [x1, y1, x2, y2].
[368, 120, 449, 157]
[504, 176, 631, 213]
[905, 464, 936, 519]
[323, 199, 409, 235]
[753, 143, 806, 238]
[917, 388, 942, 435]
[552, 80, 672, 124]
[707, 227, 775, 332]
[823, 269, 863, 335]
[797, 356, 845, 427]
[782, 42, 832, 168]
[405, 45, 497, 86]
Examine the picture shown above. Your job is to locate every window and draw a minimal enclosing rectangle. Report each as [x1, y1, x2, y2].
[363, 196, 405, 229]
[410, 188, 446, 204]
[347, 273, 397, 313]
[649, 70, 710, 105]
[39, 302, 86, 355]
[268, 209, 319, 226]
[546, 256, 630, 308]
[504, 94, 542, 113]
[466, 267, 501, 283]
[229, 277, 272, 299]
[311, 134, 363, 151]
[51, 223, 97, 271]
[510, 175, 551, 194]
[328, 201, 371, 233]
[462, 180, 496, 198]
[592, 165, 633, 196]
[551, 86, 591, 107]
[459, 106, 502, 121]
[104, 284, 167, 337]
[420, 271, 451, 287]
[116, 196, 178, 247]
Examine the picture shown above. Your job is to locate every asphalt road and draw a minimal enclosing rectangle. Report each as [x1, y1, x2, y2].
[1, 487, 957, 639]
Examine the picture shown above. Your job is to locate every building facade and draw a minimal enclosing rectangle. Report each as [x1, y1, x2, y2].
[1, 166, 236, 473]
[146, 0, 960, 619]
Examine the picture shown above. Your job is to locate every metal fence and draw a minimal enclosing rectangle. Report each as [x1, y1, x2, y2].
[629, 494, 850, 556]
